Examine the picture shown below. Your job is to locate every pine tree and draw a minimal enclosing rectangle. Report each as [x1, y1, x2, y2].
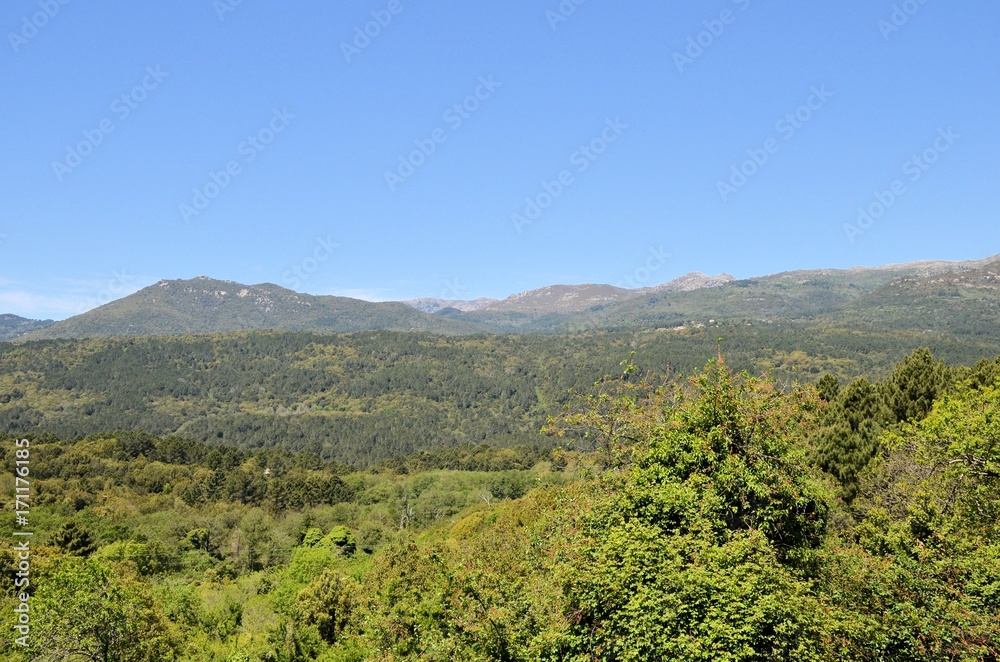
[51, 520, 96, 557]
[882, 347, 947, 423]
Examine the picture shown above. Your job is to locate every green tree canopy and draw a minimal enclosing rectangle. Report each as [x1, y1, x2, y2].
[29, 560, 176, 662]
[552, 361, 833, 660]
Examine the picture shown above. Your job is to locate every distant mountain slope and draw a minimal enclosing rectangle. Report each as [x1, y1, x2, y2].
[404, 297, 498, 314]
[10, 255, 1000, 341]
[558, 258, 1000, 332]
[453, 256, 1000, 333]
[473, 272, 736, 316]
[19, 277, 480, 340]
[0, 314, 55, 342]
[484, 284, 635, 314]
[829, 260, 1000, 333]
[639, 272, 736, 294]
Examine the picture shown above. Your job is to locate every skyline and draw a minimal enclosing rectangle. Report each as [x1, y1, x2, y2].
[4, 1, 999, 319]
[14, 248, 1000, 324]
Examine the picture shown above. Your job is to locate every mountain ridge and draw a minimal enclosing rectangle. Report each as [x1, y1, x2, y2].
[403, 297, 499, 314]
[20, 277, 480, 341]
[10, 254, 1000, 341]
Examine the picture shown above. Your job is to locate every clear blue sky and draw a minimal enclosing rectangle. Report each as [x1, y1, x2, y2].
[3, 0, 998, 319]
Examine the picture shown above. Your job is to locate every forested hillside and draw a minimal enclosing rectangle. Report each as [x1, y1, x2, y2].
[4, 327, 1000, 465]
[23, 278, 479, 341]
[482, 259, 1000, 334]
[0, 315, 54, 343]
[2, 350, 999, 660]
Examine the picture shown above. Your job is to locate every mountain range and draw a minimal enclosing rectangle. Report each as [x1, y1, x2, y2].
[10, 254, 1000, 341]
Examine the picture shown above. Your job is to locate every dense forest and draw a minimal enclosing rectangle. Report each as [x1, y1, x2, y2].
[3, 327, 1000, 465]
[2, 345, 1000, 660]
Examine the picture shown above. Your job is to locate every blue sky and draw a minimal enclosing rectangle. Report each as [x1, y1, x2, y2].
[3, 0, 998, 319]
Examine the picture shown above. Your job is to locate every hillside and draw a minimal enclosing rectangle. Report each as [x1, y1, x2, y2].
[0, 313, 54, 341]
[639, 271, 736, 293]
[483, 283, 637, 314]
[476, 256, 1000, 333]
[403, 297, 498, 314]
[21, 277, 478, 340]
[5, 322, 1000, 464]
[469, 272, 736, 316]
[829, 260, 1000, 333]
